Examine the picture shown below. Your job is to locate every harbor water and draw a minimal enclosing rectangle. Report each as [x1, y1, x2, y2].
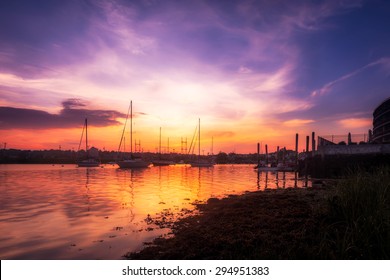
[0, 164, 311, 259]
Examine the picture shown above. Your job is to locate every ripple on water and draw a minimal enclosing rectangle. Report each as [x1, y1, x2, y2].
[0, 164, 311, 259]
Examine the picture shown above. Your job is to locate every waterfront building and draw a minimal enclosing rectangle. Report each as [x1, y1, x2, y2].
[373, 97, 390, 144]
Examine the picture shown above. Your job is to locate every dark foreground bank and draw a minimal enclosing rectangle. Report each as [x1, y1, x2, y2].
[126, 168, 390, 260]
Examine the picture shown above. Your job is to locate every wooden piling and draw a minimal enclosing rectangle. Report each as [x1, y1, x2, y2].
[265, 144, 268, 165]
[295, 133, 299, 165]
[305, 136, 309, 175]
[306, 136, 309, 154]
[311, 132, 315, 152]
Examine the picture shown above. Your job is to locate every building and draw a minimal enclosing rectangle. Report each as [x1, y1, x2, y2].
[373, 97, 390, 144]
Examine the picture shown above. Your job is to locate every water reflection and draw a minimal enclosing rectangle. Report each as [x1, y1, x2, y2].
[0, 164, 312, 259]
[255, 170, 310, 190]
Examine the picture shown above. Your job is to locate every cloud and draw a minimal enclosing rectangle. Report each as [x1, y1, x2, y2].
[338, 118, 372, 129]
[283, 119, 315, 127]
[0, 98, 126, 129]
[282, 0, 364, 32]
[238, 66, 252, 74]
[0, 1, 98, 78]
[311, 57, 390, 97]
[62, 98, 87, 109]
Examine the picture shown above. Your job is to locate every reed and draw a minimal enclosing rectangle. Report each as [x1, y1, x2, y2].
[320, 166, 390, 259]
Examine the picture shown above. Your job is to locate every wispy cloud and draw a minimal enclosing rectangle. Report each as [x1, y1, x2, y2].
[338, 118, 372, 128]
[283, 119, 315, 127]
[311, 57, 390, 97]
[282, 0, 364, 31]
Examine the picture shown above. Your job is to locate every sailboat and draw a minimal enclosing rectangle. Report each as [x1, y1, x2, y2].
[152, 127, 175, 166]
[190, 118, 214, 167]
[117, 101, 150, 169]
[77, 118, 100, 167]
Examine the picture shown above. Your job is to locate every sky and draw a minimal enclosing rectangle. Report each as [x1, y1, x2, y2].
[0, 0, 390, 153]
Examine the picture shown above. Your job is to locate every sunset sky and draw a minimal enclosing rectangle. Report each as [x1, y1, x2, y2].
[1, 0, 390, 153]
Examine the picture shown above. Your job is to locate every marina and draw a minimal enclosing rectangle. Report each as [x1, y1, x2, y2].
[1, 0, 390, 268]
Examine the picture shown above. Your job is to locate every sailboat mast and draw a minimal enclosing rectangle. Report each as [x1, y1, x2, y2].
[85, 118, 88, 158]
[211, 136, 214, 155]
[159, 127, 162, 157]
[130, 100, 133, 156]
[198, 118, 200, 158]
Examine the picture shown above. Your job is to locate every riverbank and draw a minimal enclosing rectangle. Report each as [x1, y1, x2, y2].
[126, 168, 390, 259]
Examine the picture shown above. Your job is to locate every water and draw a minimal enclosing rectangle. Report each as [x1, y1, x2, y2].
[0, 164, 311, 259]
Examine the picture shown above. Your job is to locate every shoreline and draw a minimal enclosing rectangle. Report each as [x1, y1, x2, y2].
[126, 168, 390, 260]
[126, 186, 333, 259]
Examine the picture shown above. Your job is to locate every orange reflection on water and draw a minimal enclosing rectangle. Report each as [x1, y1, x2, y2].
[0, 164, 310, 259]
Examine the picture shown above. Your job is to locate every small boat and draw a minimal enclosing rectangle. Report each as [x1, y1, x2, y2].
[117, 157, 150, 168]
[117, 101, 150, 169]
[254, 163, 278, 172]
[253, 143, 295, 172]
[78, 158, 100, 167]
[190, 160, 214, 167]
[152, 160, 176, 166]
[77, 118, 100, 167]
[276, 163, 296, 172]
[254, 163, 296, 172]
[190, 118, 214, 168]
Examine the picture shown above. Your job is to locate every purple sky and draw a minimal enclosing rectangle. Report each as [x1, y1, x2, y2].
[0, 0, 389, 152]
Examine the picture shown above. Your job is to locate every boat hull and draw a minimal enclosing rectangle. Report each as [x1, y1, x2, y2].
[77, 159, 100, 167]
[254, 165, 296, 172]
[152, 160, 175, 166]
[117, 159, 150, 169]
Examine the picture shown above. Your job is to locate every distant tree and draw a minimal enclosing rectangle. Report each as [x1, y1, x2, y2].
[215, 152, 228, 164]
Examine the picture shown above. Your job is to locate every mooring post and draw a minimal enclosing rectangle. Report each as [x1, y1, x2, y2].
[306, 136, 309, 154]
[265, 144, 268, 165]
[295, 133, 299, 165]
[305, 135, 309, 176]
[312, 132, 315, 153]
[257, 142, 260, 166]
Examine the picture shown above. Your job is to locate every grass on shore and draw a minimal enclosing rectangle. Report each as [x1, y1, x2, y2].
[320, 167, 390, 259]
[126, 167, 390, 259]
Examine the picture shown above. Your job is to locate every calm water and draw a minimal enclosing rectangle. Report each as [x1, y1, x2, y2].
[0, 164, 311, 259]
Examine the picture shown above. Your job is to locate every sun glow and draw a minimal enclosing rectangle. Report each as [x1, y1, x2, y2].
[1, 0, 387, 153]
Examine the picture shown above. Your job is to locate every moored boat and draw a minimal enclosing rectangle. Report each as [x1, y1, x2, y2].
[254, 163, 296, 172]
[77, 118, 100, 167]
[152, 127, 175, 166]
[117, 101, 150, 169]
[152, 160, 176, 166]
[190, 118, 214, 168]
[78, 158, 100, 167]
[190, 160, 214, 167]
[117, 158, 150, 168]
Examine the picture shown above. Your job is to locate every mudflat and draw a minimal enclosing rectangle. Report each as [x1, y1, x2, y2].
[126, 186, 333, 259]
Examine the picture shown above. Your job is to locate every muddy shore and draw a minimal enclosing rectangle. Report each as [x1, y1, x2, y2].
[126, 186, 339, 259]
